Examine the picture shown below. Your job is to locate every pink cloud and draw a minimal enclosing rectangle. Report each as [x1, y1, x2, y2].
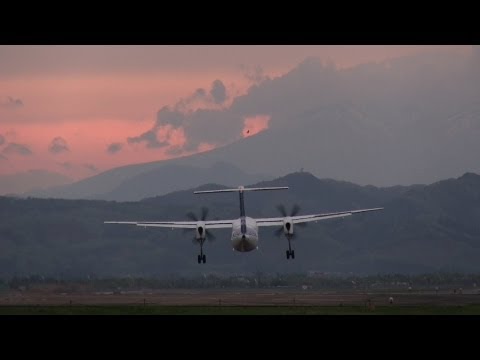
[197, 142, 216, 153]
[243, 115, 271, 137]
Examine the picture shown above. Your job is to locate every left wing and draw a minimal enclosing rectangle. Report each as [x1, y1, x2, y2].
[104, 220, 235, 229]
[256, 207, 383, 227]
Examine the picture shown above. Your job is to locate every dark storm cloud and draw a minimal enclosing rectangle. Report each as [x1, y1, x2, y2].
[151, 107, 245, 152]
[128, 78, 241, 153]
[0, 96, 24, 108]
[171, 80, 227, 113]
[156, 106, 187, 127]
[181, 109, 244, 151]
[132, 55, 428, 154]
[0, 134, 5, 146]
[173, 89, 208, 112]
[210, 80, 227, 104]
[2, 143, 33, 156]
[127, 130, 168, 149]
[129, 103, 245, 153]
[107, 142, 123, 154]
[48, 137, 69, 154]
[230, 57, 338, 124]
[84, 163, 99, 173]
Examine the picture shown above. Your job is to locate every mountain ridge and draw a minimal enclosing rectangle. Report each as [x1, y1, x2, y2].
[2, 170, 480, 277]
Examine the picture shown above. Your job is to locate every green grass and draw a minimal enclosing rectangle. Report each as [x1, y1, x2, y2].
[2, 305, 480, 315]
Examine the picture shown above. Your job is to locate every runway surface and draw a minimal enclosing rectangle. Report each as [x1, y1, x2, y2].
[1, 288, 480, 307]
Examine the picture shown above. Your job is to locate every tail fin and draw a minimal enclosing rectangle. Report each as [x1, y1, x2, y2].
[195, 185, 288, 219]
[194, 186, 288, 194]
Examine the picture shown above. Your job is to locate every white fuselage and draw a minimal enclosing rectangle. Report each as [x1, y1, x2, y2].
[231, 216, 258, 252]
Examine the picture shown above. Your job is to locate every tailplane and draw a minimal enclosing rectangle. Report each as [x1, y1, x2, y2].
[194, 186, 288, 194]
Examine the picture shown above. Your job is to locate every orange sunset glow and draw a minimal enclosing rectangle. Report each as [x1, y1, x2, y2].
[243, 115, 271, 137]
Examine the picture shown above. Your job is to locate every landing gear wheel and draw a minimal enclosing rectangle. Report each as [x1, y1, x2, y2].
[291, 250, 295, 259]
[286, 250, 290, 259]
[197, 255, 201, 264]
[202, 254, 206, 263]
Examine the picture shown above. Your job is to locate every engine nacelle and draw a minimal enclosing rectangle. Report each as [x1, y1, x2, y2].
[283, 217, 293, 235]
[196, 222, 206, 239]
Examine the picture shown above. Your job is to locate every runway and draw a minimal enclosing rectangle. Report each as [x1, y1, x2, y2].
[1, 288, 479, 307]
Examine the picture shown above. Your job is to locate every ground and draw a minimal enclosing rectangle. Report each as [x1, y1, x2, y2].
[1, 288, 480, 314]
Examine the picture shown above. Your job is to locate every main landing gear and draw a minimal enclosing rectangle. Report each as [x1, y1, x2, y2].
[197, 240, 206, 264]
[286, 235, 295, 260]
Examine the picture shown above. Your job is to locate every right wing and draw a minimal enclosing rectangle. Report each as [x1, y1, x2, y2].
[256, 207, 383, 227]
[104, 220, 235, 229]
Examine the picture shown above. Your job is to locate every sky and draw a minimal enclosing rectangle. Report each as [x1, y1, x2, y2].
[0, 45, 470, 180]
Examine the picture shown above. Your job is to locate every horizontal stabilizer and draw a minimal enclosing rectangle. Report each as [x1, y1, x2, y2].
[194, 186, 288, 194]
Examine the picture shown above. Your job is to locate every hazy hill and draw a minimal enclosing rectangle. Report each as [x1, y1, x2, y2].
[27, 162, 270, 201]
[101, 162, 270, 201]
[0, 170, 72, 196]
[2, 171, 480, 278]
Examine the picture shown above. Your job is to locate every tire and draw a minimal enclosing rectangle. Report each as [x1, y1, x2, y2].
[286, 250, 290, 259]
[203, 254, 206, 263]
[291, 250, 295, 259]
[197, 255, 201, 264]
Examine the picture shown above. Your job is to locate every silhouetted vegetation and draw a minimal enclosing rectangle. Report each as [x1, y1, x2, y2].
[5, 272, 480, 292]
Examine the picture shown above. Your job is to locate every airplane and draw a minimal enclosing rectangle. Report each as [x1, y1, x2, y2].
[104, 186, 383, 264]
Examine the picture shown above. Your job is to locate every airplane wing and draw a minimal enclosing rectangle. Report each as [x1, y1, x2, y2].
[104, 220, 235, 229]
[256, 207, 383, 227]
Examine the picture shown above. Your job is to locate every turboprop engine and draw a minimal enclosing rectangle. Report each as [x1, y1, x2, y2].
[273, 204, 307, 239]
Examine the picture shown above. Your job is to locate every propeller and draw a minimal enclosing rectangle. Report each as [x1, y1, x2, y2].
[276, 204, 301, 217]
[186, 206, 209, 222]
[183, 206, 216, 243]
[273, 204, 307, 239]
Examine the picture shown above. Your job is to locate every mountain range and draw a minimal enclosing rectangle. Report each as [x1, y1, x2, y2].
[2, 171, 480, 278]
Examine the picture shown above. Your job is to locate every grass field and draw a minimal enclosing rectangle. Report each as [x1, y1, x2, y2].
[2, 304, 480, 315]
